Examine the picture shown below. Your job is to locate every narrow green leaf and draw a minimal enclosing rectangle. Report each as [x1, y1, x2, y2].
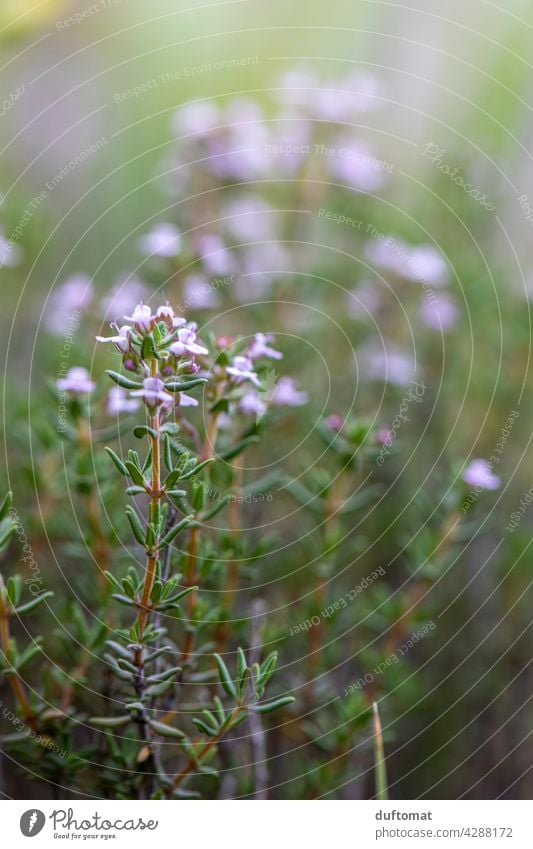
[126, 485, 146, 496]
[125, 461, 145, 487]
[90, 715, 131, 728]
[373, 702, 389, 801]
[213, 653, 237, 698]
[158, 516, 192, 549]
[218, 435, 260, 462]
[148, 719, 185, 739]
[133, 425, 158, 440]
[106, 370, 141, 390]
[252, 696, 295, 714]
[192, 718, 217, 737]
[125, 506, 145, 545]
[165, 378, 208, 393]
[15, 591, 53, 615]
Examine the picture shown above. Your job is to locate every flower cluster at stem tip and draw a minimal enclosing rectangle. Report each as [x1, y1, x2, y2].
[56, 301, 307, 423]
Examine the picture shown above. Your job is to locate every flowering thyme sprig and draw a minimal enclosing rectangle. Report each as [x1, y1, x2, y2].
[96, 303, 210, 640]
[93, 302, 294, 795]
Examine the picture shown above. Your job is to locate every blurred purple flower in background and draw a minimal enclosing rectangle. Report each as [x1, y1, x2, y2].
[138, 223, 181, 258]
[0, 229, 22, 267]
[226, 355, 262, 386]
[248, 333, 283, 360]
[57, 366, 95, 395]
[408, 245, 449, 287]
[462, 459, 501, 491]
[172, 101, 220, 137]
[196, 234, 235, 275]
[271, 376, 308, 406]
[182, 274, 219, 309]
[100, 276, 147, 321]
[361, 342, 415, 386]
[420, 293, 458, 331]
[346, 282, 381, 319]
[223, 196, 276, 241]
[44, 273, 93, 334]
[329, 140, 387, 191]
[239, 390, 267, 417]
[106, 386, 139, 415]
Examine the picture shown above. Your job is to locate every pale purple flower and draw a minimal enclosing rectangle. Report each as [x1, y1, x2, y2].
[177, 392, 199, 407]
[224, 196, 276, 241]
[267, 122, 310, 175]
[156, 304, 186, 329]
[44, 274, 93, 334]
[196, 234, 235, 276]
[313, 86, 357, 122]
[0, 230, 22, 267]
[408, 246, 449, 287]
[239, 391, 266, 417]
[225, 97, 264, 125]
[236, 242, 291, 298]
[172, 101, 220, 137]
[361, 344, 415, 386]
[130, 377, 173, 408]
[226, 355, 261, 387]
[365, 237, 409, 276]
[182, 274, 220, 309]
[169, 325, 208, 357]
[106, 386, 140, 414]
[325, 413, 343, 432]
[248, 333, 282, 361]
[100, 276, 147, 321]
[330, 141, 387, 191]
[96, 323, 132, 352]
[208, 115, 270, 180]
[138, 223, 181, 258]
[375, 427, 391, 445]
[462, 459, 501, 491]
[57, 366, 95, 395]
[420, 294, 458, 331]
[344, 73, 380, 112]
[274, 67, 318, 108]
[124, 303, 155, 333]
[271, 376, 308, 406]
[365, 238, 448, 285]
[346, 282, 381, 319]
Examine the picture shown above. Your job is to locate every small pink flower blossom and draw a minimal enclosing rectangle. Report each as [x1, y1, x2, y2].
[325, 413, 343, 432]
[138, 223, 181, 258]
[0, 229, 22, 267]
[375, 427, 392, 445]
[178, 392, 199, 408]
[106, 387, 140, 414]
[271, 376, 308, 406]
[169, 325, 208, 357]
[239, 391, 267, 417]
[172, 101, 220, 137]
[57, 367, 95, 395]
[45, 274, 93, 334]
[156, 304, 186, 329]
[96, 324, 132, 352]
[182, 274, 219, 309]
[248, 333, 283, 360]
[124, 303, 155, 333]
[130, 377, 173, 408]
[226, 356, 261, 387]
[196, 234, 235, 276]
[462, 459, 501, 491]
[420, 294, 458, 331]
